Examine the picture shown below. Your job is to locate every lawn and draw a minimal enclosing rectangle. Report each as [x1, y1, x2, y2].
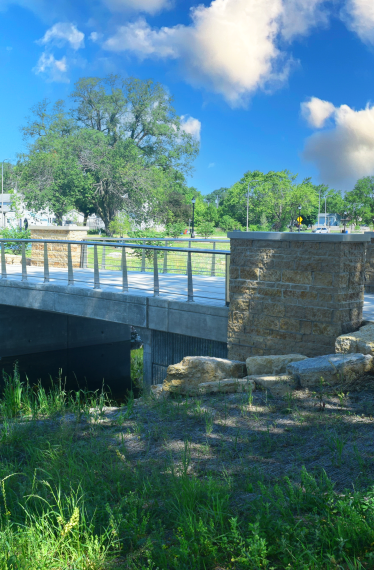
[2, 362, 374, 569]
[85, 239, 230, 278]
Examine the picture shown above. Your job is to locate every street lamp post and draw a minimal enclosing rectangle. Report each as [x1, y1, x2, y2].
[298, 205, 302, 233]
[191, 197, 196, 239]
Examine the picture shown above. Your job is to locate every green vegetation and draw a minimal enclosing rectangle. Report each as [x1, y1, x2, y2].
[2, 365, 374, 568]
[0, 227, 31, 254]
[2, 73, 372, 236]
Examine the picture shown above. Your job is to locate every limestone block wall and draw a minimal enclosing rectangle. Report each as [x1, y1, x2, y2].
[227, 232, 369, 360]
[364, 232, 374, 293]
[30, 226, 88, 268]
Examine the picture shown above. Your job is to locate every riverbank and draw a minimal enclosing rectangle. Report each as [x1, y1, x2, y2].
[2, 374, 374, 568]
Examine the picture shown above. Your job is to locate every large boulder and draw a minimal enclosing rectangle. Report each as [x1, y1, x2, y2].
[286, 353, 373, 387]
[250, 374, 297, 397]
[163, 356, 246, 394]
[198, 377, 255, 394]
[335, 325, 374, 356]
[246, 354, 308, 376]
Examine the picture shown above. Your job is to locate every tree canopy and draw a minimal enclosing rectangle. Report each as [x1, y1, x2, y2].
[15, 75, 200, 234]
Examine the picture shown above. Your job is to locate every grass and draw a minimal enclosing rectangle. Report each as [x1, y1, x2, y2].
[85, 239, 230, 278]
[2, 366, 374, 568]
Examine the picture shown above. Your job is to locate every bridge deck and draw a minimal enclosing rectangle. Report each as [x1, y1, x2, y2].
[2, 265, 226, 307]
[4, 264, 374, 320]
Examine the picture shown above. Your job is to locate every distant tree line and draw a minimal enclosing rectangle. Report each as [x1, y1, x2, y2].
[4, 74, 374, 236]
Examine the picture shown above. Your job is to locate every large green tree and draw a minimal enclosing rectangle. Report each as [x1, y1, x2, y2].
[344, 177, 374, 226]
[70, 75, 199, 174]
[219, 170, 318, 231]
[17, 76, 200, 231]
[16, 102, 92, 225]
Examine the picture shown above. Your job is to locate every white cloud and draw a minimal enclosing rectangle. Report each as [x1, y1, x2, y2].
[102, 0, 172, 14]
[37, 22, 85, 50]
[342, 0, 374, 44]
[33, 52, 69, 83]
[180, 115, 201, 141]
[208, 162, 215, 168]
[89, 31, 103, 42]
[103, 0, 331, 106]
[302, 99, 374, 188]
[301, 96, 336, 128]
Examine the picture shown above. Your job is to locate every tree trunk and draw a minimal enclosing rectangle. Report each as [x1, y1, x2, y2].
[83, 213, 88, 226]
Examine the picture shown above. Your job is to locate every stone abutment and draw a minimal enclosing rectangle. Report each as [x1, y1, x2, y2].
[227, 232, 369, 360]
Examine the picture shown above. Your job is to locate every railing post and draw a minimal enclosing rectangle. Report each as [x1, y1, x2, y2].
[68, 243, 74, 286]
[122, 247, 128, 292]
[21, 242, 27, 281]
[1, 242, 6, 279]
[187, 240, 192, 275]
[101, 245, 106, 270]
[44, 242, 49, 283]
[1, 241, 7, 279]
[153, 249, 159, 296]
[163, 240, 168, 274]
[94, 245, 100, 289]
[187, 250, 194, 302]
[80, 242, 88, 269]
[211, 241, 216, 277]
[141, 246, 146, 272]
[225, 254, 230, 307]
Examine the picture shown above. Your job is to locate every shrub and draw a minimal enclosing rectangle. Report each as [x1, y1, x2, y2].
[219, 215, 242, 232]
[166, 222, 187, 238]
[197, 221, 215, 238]
[127, 229, 167, 260]
[0, 227, 31, 255]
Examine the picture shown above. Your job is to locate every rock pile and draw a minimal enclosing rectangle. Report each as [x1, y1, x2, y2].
[149, 323, 374, 400]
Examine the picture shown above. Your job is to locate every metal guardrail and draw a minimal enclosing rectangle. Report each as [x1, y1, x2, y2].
[0, 239, 231, 306]
[83, 237, 230, 278]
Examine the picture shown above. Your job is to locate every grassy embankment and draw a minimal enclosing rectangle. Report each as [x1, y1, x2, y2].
[2, 356, 374, 568]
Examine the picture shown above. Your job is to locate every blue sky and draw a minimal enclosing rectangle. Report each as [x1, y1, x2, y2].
[1, 0, 374, 194]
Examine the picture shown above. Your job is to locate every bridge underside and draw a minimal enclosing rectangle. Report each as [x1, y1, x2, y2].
[0, 277, 228, 386]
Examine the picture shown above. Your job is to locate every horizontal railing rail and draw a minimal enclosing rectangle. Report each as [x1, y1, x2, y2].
[0, 238, 230, 306]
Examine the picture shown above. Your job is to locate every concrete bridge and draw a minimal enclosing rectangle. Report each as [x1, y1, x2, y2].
[0, 231, 373, 388]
